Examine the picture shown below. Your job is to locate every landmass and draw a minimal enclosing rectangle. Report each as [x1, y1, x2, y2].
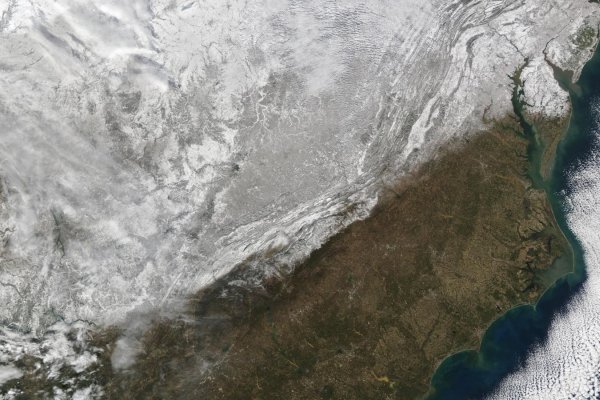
[8, 108, 569, 399]
[1, 2, 598, 399]
[124, 117, 568, 400]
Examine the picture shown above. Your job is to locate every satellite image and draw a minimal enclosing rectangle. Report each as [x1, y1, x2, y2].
[0, 0, 600, 399]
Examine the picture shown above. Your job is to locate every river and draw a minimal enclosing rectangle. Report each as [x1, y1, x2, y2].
[424, 43, 600, 399]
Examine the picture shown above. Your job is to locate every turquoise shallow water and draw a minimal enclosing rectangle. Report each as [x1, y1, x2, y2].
[424, 45, 600, 400]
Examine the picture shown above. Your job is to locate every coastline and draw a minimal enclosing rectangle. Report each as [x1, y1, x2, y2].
[0, 104, 581, 399]
[0, 2, 599, 399]
[2, 55, 595, 400]
[3, 97, 580, 398]
[424, 37, 600, 400]
[90, 113, 573, 399]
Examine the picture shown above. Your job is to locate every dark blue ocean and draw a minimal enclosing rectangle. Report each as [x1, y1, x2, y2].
[424, 45, 600, 400]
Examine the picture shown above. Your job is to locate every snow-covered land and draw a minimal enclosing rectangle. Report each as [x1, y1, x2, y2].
[0, 0, 598, 393]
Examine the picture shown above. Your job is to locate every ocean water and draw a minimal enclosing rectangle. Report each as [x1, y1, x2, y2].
[425, 44, 600, 400]
[2, 2, 596, 395]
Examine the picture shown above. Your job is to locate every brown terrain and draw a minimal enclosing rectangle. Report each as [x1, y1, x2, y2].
[93, 113, 569, 399]
[532, 115, 571, 180]
[3, 112, 571, 399]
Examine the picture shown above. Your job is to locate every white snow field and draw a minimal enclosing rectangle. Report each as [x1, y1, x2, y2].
[0, 0, 598, 395]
